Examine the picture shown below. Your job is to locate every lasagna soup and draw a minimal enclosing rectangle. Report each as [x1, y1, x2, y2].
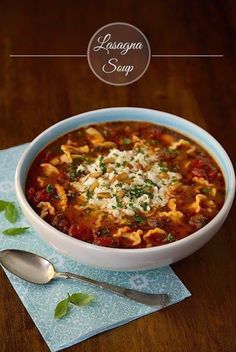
[26, 122, 225, 248]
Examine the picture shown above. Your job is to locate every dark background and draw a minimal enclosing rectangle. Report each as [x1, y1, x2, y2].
[0, 1, 235, 351]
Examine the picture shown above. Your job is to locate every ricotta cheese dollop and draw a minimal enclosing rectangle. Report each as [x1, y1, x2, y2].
[71, 147, 182, 218]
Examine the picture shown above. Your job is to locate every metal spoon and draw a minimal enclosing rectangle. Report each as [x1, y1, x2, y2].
[0, 249, 169, 308]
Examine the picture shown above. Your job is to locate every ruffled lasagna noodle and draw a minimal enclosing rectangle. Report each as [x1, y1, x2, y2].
[25, 121, 225, 248]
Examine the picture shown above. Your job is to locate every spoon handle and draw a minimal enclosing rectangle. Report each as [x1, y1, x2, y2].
[56, 271, 169, 307]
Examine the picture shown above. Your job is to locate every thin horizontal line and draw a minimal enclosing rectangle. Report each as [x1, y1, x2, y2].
[151, 54, 224, 57]
[9, 54, 224, 58]
[9, 54, 87, 57]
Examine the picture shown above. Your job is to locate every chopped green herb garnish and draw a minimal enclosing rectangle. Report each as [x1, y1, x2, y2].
[99, 156, 107, 173]
[202, 187, 211, 194]
[116, 162, 121, 167]
[167, 233, 175, 242]
[46, 184, 54, 193]
[69, 171, 77, 181]
[136, 146, 144, 154]
[167, 148, 178, 155]
[76, 169, 84, 176]
[159, 164, 169, 172]
[99, 228, 110, 235]
[134, 215, 146, 224]
[128, 185, 153, 199]
[122, 138, 131, 145]
[141, 202, 149, 211]
[115, 196, 122, 208]
[86, 190, 94, 200]
[67, 158, 86, 180]
[145, 179, 157, 187]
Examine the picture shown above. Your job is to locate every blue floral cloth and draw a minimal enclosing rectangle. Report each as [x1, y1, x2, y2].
[0, 144, 191, 351]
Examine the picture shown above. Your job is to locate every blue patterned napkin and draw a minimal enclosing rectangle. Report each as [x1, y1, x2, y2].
[0, 144, 191, 352]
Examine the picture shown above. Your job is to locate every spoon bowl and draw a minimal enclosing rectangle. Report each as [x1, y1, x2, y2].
[0, 249, 55, 284]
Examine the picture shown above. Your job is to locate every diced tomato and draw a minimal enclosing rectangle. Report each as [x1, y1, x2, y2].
[94, 236, 118, 247]
[190, 158, 205, 169]
[34, 189, 51, 202]
[68, 224, 94, 242]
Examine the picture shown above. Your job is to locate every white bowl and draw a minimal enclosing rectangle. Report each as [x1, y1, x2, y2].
[15, 108, 235, 271]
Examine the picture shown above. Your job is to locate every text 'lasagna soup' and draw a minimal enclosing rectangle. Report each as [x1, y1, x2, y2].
[25, 122, 225, 248]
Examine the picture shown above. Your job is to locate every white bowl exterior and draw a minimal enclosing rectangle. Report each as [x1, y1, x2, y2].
[15, 108, 235, 271]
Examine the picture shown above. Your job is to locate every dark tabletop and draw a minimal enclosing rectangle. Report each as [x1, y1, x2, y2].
[0, 1, 235, 351]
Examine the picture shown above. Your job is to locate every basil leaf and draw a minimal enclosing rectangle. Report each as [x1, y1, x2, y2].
[0, 200, 9, 211]
[4, 202, 18, 223]
[2, 227, 29, 236]
[69, 292, 95, 306]
[54, 297, 69, 319]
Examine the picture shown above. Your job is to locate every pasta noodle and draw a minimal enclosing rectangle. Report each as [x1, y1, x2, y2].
[114, 227, 143, 246]
[37, 201, 55, 218]
[40, 163, 59, 176]
[61, 144, 89, 162]
[54, 184, 68, 211]
[143, 228, 166, 245]
[170, 138, 196, 154]
[159, 198, 184, 223]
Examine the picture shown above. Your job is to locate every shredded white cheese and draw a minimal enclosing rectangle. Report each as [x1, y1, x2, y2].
[71, 147, 182, 218]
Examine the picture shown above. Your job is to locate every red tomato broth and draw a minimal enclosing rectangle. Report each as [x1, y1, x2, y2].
[25, 122, 225, 248]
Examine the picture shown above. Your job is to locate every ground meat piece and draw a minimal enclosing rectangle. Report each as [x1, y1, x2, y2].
[157, 148, 177, 161]
[26, 187, 35, 201]
[189, 214, 208, 229]
[52, 212, 71, 233]
[147, 217, 164, 229]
